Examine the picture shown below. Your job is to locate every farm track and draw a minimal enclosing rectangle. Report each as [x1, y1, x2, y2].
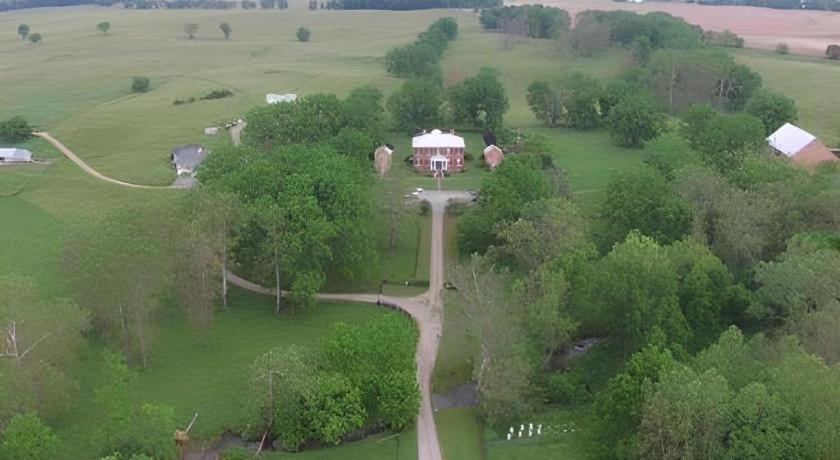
[33, 131, 469, 460]
[33, 132, 181, 189]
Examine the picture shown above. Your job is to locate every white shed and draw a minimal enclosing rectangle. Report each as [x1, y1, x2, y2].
[0, 148, 33, 162]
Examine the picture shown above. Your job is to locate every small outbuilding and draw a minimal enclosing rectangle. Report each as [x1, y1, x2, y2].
[374, 145, 393, 177]
[171, 144, 208, 177]
[0, 148, 32, 163]
[412, 129, 465, 174]
[766, 123, 838, 169]
[483, 145, 504, 170]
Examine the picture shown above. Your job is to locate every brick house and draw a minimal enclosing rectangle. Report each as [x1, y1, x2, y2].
[412, 129, 465, 174]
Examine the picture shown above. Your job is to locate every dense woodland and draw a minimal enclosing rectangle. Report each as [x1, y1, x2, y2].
[446, 8, 840, 459]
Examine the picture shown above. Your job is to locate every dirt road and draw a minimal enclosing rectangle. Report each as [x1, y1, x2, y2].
[34, 132, 184, 189]
[35, 131, 470, 459]
[226, 190, 472, 460]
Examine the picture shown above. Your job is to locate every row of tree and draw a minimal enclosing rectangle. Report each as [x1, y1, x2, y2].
[384, 17, 458, 80]
[698, 0, 840, 11]
[525, 45, 798, 148]
[325, 0, 498, 10]
[478, 4, 571, 39]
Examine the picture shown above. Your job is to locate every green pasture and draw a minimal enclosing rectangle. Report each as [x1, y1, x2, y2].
[734, 48, 840, 142]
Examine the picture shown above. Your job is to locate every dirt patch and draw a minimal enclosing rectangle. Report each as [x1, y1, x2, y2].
[433, 383, 478, 410]
[512, 0, 840, 56]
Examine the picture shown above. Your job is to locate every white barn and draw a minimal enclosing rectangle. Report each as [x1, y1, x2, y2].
[0, 148, 33, 163]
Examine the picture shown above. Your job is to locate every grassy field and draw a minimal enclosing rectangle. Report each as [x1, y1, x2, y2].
[436, 408, 484, 460]
[55, 289, 413, 458]
[734, 48, 840, 142]
[3, 3, 840, 459]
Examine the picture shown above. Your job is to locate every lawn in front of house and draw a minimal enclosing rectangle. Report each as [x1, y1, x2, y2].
[53, 288, 415, 459]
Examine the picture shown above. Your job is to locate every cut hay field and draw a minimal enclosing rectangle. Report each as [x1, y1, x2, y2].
[518, 0, 840, 56]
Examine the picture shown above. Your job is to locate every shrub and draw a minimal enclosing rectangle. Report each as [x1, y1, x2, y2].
[0, 115, 34, 142]
[775, 43, 789, 54]
[27, 33, 42, 43]
[826, 44, 840, 60]
[241, 0, 256, 8]
[744, 89, 798, 135]
[131, 76, 150, 93]
[172, 97, 196, 105]
[606, 96, 666, 148]
[296, 27, 311, 42]
[0, 413, 59, 460]
[546, 373, 588, 405]
[200, 89, 233, 100]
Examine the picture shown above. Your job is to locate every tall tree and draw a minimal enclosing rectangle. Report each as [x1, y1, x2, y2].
[62, 207, 173, 367]
[17, 23, 29, 40]
[184, 23, 198, 39]
[599, 168, 691, 248]
[638, 366, 731, 460]
[219, 22, 231, 40]
[606, 95, 665, 148]
[448, 68, 509, 131]
[744, 89, 798, 135]
[580, 232, 690, 356]
[449, 255, 533, 429]
[387, 78, 442, 132]
[0, 277, 89, 424]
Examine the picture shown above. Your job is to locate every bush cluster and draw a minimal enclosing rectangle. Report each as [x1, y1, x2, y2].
[0, 116, 34, 143]
[243, 316, 420, 451]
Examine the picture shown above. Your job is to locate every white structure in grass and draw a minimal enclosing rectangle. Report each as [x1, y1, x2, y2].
[507, 423, 543, 441]
[0, 148, 32, 163]
[266, 93, 297, 104]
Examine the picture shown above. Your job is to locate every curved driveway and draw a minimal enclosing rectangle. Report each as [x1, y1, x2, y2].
[34, 132, 180, 189]
[226, 190, 471, 460]
[36, 132, 471, 460]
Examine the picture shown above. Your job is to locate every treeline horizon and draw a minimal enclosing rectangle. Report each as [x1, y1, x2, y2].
[0, 0, 498, 12]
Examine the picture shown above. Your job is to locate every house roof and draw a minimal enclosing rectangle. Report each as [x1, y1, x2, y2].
[766, 123, 816, 157]
[412, 129, 465, 149]
[171, 144, 207, 170]
[0, 148, 32, 160]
